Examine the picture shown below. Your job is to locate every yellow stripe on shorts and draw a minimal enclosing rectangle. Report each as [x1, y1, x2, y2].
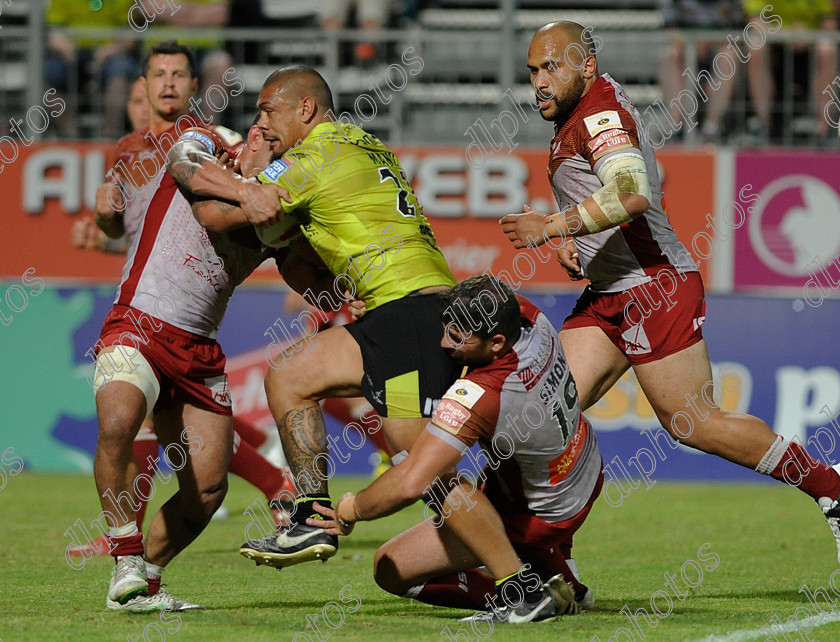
[384, 370, 421, 418]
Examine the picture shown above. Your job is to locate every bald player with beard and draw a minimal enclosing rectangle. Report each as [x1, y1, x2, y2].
[500, 21, 840, 565]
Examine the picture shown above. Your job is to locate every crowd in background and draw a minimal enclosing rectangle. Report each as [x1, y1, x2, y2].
[659, 0, 840, 145]
[42, 0, 418, 136]
[19, 0, 840, 143]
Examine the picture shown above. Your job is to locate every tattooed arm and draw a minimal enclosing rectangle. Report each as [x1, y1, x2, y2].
[166, 139, 289, 227]
[188, 198, 251, 232]
[167, 139, 245, 201]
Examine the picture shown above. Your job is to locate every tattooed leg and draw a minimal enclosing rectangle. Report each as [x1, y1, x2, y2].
[278, 405, 329, 496]
[263, 325, 366, 520]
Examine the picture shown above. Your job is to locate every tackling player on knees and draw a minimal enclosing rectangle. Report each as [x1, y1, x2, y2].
[307, 275, 603, 624]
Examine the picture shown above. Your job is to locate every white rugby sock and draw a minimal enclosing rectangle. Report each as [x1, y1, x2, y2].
[145, 562, 164, 580]
[109, 522, 139, 538]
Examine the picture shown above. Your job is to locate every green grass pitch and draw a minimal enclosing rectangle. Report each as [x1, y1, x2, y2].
[4, 473, 840, 641]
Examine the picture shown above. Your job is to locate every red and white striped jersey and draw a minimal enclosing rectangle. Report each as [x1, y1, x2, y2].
[549, 74, 697, 293]
[428, 297, 602, 522]
[111, 121, 267, 338]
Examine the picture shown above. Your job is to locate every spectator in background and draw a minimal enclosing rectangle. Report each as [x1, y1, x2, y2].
[45, 0, 138, 138]
[657, 0, 745, 142]
[743, 0, 839, 143]
[401, 0, 427, 24]
[125, 76, 151, 132]
[142, 0, 236, 123]
[321, 0, 393, 67]
[226, 0, 267, 64]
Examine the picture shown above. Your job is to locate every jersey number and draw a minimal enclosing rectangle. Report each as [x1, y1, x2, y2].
[552, 376, 577, 448]
[378, 167, 417, 218]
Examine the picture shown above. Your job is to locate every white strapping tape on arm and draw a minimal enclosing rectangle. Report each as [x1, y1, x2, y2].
[581, 151, 651, 231]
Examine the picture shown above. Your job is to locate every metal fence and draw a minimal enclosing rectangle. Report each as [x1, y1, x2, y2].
[1, 1, 838, 148]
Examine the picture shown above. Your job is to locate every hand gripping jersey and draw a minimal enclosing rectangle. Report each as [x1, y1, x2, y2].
[111, 118, 268, 338]
[428, 297, 602, 522]
[257, 121, 455, 311]
[549, 74, 698, 293]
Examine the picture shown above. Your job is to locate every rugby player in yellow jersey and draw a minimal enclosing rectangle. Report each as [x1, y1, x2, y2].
[165, 68, 556, 613]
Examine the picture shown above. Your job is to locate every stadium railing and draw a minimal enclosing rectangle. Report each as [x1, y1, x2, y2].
[1, 6, 838, 148]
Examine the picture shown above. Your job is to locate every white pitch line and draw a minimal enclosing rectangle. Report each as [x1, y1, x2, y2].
[690, 609, 840, 642]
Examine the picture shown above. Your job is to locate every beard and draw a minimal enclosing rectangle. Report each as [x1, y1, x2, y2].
[538, 72, 586, 127]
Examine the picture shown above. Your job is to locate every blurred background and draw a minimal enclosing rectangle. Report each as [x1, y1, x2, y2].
[1, 0, 839, 483]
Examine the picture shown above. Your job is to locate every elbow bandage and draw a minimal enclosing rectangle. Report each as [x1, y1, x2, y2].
[576, 152, 651, 233]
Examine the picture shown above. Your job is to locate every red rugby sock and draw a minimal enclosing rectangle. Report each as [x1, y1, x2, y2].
[770, 440, 840, 501]
[109, 532, 144, 557]
[229, 432, 290, 501]
[408, 571, 495, 609]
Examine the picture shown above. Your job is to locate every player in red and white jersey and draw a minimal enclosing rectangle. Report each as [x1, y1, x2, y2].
[99, 75, 253, 336]
[308, 275, 603, 623]
[71, 78, 294, 560]
[543, 71, 696, 294]
[90, 41, 288, 613]
[501, 22, 840, 564]
[428, 297, 601, 528]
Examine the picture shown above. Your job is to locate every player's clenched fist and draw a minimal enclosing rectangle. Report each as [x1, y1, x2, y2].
[237, 181, 290, 227]
[95, 173, 124, 219]
[499, 204, 550, 249]
[72, 217, 105, 250]
[347, 292, 367, 320]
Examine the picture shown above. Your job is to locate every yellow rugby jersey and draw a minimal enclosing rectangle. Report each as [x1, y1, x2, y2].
[257, 121, 455, 310]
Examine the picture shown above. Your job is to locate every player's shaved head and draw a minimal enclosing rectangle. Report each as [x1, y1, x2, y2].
[527, 21, 599, 124]
[256, 66, 336, 156]
[263, 66, 335, 115]
[532, 20, 597, 61]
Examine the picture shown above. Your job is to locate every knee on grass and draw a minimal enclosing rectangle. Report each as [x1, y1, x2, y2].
[373, 547, 411, 596]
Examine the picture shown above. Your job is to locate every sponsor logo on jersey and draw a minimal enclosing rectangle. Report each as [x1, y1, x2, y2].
[549, 419, 587, 485]
[432, 398, 470, 435]
[261, 159, 289, 182]
[692, 316, 706, 331]
[516, 325, 556, 390]
[583, 110, 622, 137]
[589, 129, 633, 161]
[443, 379, 485, 409]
